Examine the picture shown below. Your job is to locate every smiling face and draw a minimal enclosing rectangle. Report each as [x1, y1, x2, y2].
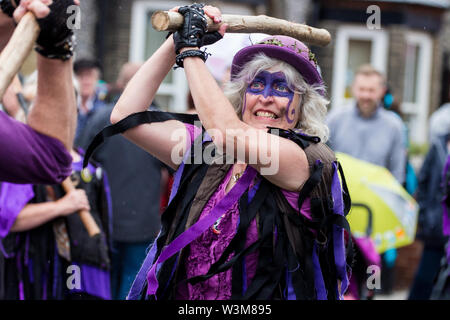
[241, 70, 301, 130]
[352, 73, 385, 118]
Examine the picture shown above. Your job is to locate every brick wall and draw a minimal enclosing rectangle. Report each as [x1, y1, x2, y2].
[394, 240, 424, 291]
[101, 0, 133, 83]
[430, 36, 444, 116]
[315, 20, 338, 104]
[75, 0, 97, 60]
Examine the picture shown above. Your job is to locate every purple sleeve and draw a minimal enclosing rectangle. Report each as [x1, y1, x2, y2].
[0, 111, 72, 184]
[0, 183, 34, 238]
[281, 190, 313, 220]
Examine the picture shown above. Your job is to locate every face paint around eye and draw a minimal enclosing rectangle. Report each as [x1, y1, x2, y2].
[273, 82, 290, 94]
[249, 80, 265, 92]
[244, 70, 299, 125]
[246, 71, 293, 98]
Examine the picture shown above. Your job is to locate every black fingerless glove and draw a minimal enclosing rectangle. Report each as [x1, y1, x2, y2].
[0, 0, 77, 61]
[173, 3, 208, 54]
[35, 0, 77, 61]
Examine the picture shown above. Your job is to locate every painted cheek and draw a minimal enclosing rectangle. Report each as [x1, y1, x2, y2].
[284, 96, 296, 124]
[242, 93, 247, 116]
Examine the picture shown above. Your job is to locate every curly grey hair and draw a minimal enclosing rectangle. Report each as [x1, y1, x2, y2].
[223, 53, 330, 143]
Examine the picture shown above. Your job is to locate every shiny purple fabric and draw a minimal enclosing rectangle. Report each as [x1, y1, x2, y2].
[69, 263, 111, 300]
[178, 168, 259, 299]
[129, 123, 313, 300]
[0, 183, 34, 239]
[331, 162, 349, 299]
[146, 165, 258, 297]
[353, 236, 381, 267]
[0, 110, 72, 184]
[175, 124, 312, 300]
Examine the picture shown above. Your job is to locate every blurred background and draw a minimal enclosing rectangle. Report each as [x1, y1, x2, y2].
[17, 0, 450, 299]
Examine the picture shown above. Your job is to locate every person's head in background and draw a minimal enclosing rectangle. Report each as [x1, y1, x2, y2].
[352, 64, 387, 118]
[106, 62, 142, 105]
[116, 62, 142, 91]
[73, 59, 102, 104]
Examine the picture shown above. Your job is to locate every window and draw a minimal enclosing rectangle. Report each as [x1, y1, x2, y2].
[331, 25, 388, 109]
[345, 39, 373, 98]
[401, 32, 432, 144]
[129, 1, 254, 112]
[130, 1, 191, 112]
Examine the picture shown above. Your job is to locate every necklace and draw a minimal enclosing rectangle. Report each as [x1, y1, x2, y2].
[233, 172, 243, 182]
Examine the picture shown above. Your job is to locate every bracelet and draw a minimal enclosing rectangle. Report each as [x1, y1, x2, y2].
[34, 34, 76, 61]
[175, 49, 209, 69]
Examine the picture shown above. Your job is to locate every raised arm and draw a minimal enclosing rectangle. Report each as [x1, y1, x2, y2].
[0, 0, 78, 184]
[110, 35, 188, 170]
[175, 5, 309, 191]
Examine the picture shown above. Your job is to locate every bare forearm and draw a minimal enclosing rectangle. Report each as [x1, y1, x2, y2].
[111, 36, 177, 123]
[27, 55, 77, 150]
[183, 56, 240, 132]
[10, 202, 64, 232]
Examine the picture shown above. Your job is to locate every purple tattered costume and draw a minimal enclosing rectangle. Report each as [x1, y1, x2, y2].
[123, 36, 352, 300]
[83, 36, 353, 300]
[0, 155, 112, 300]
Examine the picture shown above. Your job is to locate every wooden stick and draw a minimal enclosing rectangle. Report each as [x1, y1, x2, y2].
[0, 12, 40, 100]
[151, 11, 331, 47]
[62, 177, 101, 237]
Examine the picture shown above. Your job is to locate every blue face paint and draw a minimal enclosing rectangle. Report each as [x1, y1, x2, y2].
[245, 71, 297, 124]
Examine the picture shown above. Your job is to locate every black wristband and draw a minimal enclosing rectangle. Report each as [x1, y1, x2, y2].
[35, 34, 76, 61]
[175, 49, 209, 68]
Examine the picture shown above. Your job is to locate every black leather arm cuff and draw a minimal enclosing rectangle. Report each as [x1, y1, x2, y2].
[175, 49, 209, 68]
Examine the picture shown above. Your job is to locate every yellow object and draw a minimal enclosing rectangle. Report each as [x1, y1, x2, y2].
[336, 152, 418, 253]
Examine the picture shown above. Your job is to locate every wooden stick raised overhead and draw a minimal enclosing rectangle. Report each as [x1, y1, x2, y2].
[0, 12, 40, 100]
[151, 11, 331, 47]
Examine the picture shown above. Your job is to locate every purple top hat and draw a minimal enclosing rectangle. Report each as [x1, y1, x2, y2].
[231, 35, 323, 89]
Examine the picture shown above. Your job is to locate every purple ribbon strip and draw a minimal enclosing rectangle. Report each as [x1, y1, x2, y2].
[146, 166, 258, 297]
[331, 162, 349, 299]
[0, 183, 34, 240]
[127, 234, 160, 300]
[169, 125, 204, 204]
[312, 242, 327, 300]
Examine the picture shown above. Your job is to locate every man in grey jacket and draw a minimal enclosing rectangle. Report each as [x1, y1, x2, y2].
[327, 64, 406, 184]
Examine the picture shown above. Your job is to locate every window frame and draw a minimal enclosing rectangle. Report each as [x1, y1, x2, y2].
[401, 31, 432, 144]
[331, 25, 389, 110]
[129, 0, 191, 112]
